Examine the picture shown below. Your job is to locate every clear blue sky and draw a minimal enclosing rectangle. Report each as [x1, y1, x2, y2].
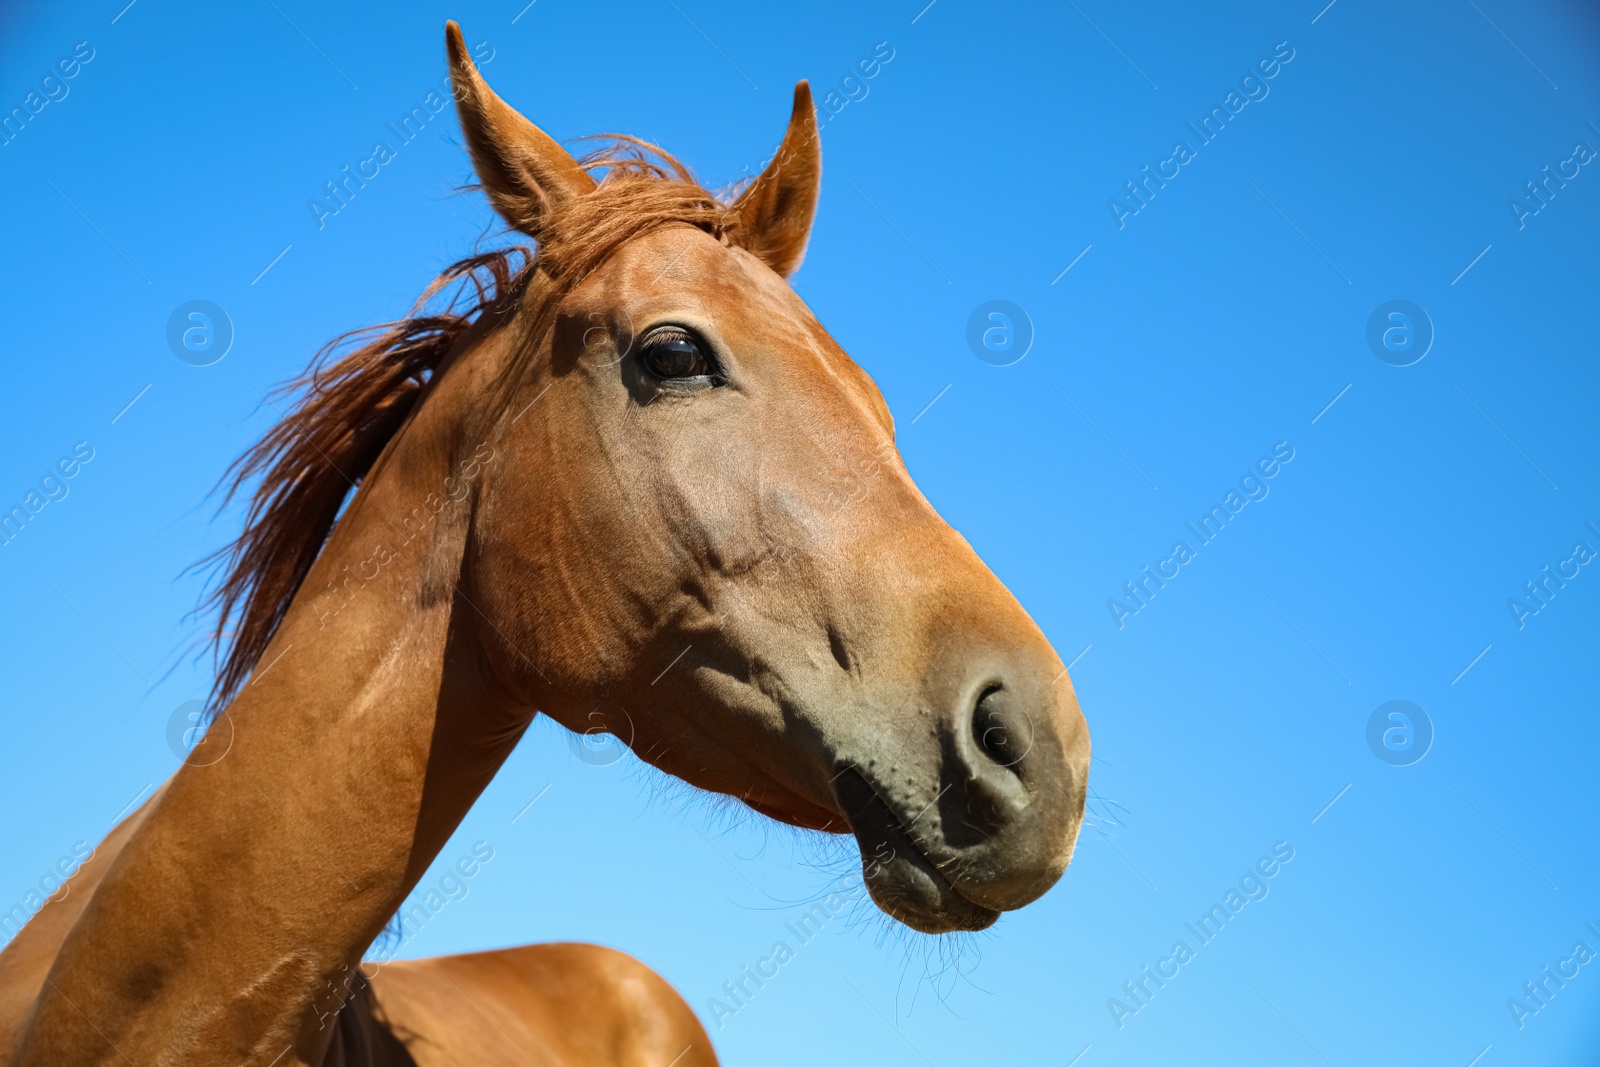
[3, 1, 1599, 1064]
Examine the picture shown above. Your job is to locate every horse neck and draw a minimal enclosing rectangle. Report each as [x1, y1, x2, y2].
[13, 344, 533, 1065]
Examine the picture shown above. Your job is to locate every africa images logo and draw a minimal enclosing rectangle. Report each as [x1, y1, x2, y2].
[1107, 842, 1296, 1029]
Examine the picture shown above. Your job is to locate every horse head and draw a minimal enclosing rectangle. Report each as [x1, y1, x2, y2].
[435, 23, 1089, 933]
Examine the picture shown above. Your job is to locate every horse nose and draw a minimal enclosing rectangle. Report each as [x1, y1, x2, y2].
[964, 685, 1032, 815]
[937, 658, 1087, 912]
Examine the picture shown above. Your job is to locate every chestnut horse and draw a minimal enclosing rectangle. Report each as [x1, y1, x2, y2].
[0, 22, 1089, 1066]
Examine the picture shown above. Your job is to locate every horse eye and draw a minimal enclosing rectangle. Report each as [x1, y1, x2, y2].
[639, 328, 715, 381]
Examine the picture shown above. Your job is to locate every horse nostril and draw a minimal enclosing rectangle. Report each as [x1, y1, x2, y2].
[971, 685, 1026, 773]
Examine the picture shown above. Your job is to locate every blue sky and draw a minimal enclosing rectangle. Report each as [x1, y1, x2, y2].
[3, 0, 1599, 1063]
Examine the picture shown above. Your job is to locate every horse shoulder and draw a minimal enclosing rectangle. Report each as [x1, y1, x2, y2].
[0, 785, 167, 1064]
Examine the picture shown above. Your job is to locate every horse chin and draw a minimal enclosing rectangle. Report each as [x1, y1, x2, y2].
[860, 840, 1002, 935]
[834, 768, 1001, 934]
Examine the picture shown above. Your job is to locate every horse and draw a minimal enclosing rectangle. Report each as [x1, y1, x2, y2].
[0, 21, 1089, 1065]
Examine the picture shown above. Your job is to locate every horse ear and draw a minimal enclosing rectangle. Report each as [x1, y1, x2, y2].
[445, 21, 595, 236]
[730, 81, 822, 278]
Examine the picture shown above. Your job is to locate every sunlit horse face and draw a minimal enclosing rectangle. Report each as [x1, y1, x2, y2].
[447, 24, 1088, 934]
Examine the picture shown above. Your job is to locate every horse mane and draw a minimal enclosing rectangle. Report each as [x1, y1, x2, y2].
[201, 137, 741, 712]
